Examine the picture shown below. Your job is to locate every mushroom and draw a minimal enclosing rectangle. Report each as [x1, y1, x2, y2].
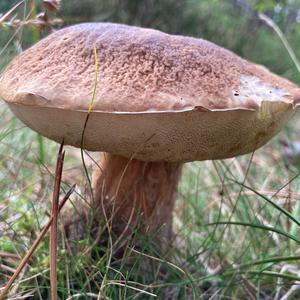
[0, 23, 299, 245]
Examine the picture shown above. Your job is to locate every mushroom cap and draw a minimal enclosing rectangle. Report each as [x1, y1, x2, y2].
[0, 22, 300, 162]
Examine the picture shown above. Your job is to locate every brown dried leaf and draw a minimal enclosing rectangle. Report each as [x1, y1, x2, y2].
[43, 0, 61, 13]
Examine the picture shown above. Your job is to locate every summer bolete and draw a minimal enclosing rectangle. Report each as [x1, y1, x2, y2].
[0, 23, 299, 242]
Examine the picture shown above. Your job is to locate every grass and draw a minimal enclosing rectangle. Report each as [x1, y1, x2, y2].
[1, 2, 300, 299]
[1, 100, 300, 300]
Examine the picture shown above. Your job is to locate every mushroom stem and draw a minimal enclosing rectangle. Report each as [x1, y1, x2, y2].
[92, 153, 182, 242]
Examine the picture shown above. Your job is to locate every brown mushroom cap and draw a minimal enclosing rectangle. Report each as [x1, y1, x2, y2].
[0, 22, 300, 162]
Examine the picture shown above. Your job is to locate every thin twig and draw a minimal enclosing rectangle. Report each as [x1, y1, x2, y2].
[50, 143, 65, 300]
[0, 184, 76, 300]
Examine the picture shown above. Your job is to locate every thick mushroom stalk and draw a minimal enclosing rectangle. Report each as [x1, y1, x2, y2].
[93, 153, 182, 240]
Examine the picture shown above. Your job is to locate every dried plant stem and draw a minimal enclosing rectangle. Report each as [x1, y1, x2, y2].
[0, 184, 75, 300]
[0, 18, 63, 29]
[50, 144, 65, 300]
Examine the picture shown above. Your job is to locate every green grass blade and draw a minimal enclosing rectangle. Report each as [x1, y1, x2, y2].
[232, 180, 300, 227]
[247, 270, 300, 282]
[206, 221, 300, 244]
[239, 255, 300, 269]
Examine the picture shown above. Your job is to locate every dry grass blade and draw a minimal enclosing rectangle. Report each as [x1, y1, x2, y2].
[258, 13, 300, 74]
[1, 18, 63, 29]
[0, 1, 24, 25]
[0, 0, 62, 30]
[50, 143, 65, 300]
[0, 183, 75, 299]
[0, 252, 20, 260]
